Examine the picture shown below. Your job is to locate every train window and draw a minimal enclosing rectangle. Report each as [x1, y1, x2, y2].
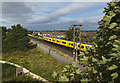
[78, 45, 84, 48]
[49, 39, 51, 40]
[69, 43, 70, 45]
[81, 46, 84, 48]
[86, 46, 89, 49]
[57, 40, 59, 42]
[62, 42, 66, 44]
[71, 44, 73, 46]
[53, 39, 55, 41]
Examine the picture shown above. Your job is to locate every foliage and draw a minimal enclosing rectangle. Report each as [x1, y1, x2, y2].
[1, 26, 7, 52]
[95, 1, 120, 82]
[53, 1, 120, 82]
[2, 24, 36, 52]
[28, 30, 33, 34]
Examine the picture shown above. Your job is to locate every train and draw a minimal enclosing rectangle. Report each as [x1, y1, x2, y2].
[43, 36, 92, 51]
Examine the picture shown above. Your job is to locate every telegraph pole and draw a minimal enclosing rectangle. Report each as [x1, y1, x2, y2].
[73, 25, 76, 61]
[79, 25, 82, 55]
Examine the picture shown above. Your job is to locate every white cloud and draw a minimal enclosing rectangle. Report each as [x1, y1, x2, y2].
[29, 2, 105, 23]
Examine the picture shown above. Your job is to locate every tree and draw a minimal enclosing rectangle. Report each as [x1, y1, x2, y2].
[4, 24, 31, 51]
[0, 26, 7, 51]
[65, 28, 73, 41]
[95, 1, 120, 82]
[28, 30, 33, 34]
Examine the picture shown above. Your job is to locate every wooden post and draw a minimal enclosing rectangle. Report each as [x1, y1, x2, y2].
[48, 49, 50, 55]
[75, 47, 78, 62]
[16, 67, 23, 77]
[73, 26, 76, 61]
[79, 25, 82, 54]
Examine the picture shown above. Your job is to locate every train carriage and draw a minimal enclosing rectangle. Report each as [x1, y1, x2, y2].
[61, 40, 68, 47]
[51, 38, 56, 43]
[44, 37, 49, 41]
[56, 39, 61, 45]
[77, 43, 86, 51]
[48, 37, 52, 42]
[77, 43, 92, 51]
[67, 41, 74, 48]
[43, 36, 93, 51]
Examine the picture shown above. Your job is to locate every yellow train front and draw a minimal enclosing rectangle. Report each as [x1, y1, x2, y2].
[43, 36, 92, 51]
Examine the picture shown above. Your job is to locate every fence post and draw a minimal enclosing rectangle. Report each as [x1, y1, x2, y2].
[48, 49, 50, 55]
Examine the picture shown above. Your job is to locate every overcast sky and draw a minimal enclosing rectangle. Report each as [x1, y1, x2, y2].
[1, 1, 109, 31]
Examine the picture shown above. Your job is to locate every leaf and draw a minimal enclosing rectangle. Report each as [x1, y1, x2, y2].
[108, 23, 118, 29]
[112, 48, 118, 51]
[102, 56, 107, 63]
[79, 52, 84, 56]
[108, 65, 117, 70]
[72, 62, 78, 68]
[111, 72, 118, 80]
[108, 11, 116, 17]
[110, 2, 117, 7]
[59, 75, 69, 81]
[52, 71, 58, 78]
[81, 78, 90, 81]
[65, 65, 70, 68]
[93, 70, 98, 74]
[76, 68, 81, 74]
[106, 41, 113, 46]
[113, 44, 119, 48]
[109, 35, 117, 40]
[62, 68, 67, 72]
[92, 57, 98, 62]
[115, 40, 120, 44]
[85, 51, 89, 55]
[80, 56, 88, 61]
[109, 53, 118, 57]
[103, 15, 111, 21]
[70, 73, 74, 76]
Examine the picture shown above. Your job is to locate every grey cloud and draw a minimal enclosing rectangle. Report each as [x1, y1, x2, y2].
[2, 2, 34, 24]
[26, 15, 102, 31]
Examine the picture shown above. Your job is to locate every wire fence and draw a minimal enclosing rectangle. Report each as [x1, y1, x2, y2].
[30, 40, 73, 65]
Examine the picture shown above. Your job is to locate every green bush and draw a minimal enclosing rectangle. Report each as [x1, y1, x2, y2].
[1, 24, 36, 52]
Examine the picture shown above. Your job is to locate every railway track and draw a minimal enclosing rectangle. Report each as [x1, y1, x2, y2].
[29, 36, 73, 57]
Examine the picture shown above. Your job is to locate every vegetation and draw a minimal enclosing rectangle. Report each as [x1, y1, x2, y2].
[28, 30, 33, 34]
[1, 24, 36, 52]
[1, 24, 64, 81]
[2, 47, 64, 81]
[65, 27, 89, 42]
[52, 1, 120, 82]
[2, 63, 39, 82]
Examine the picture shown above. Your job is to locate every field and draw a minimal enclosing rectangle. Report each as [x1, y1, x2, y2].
[2, 47, 64, 81]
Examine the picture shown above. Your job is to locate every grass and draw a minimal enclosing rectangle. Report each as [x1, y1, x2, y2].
[2, 47, 64, 81]
[30, 38, 74, 62]
[2, 63, 39, 82]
